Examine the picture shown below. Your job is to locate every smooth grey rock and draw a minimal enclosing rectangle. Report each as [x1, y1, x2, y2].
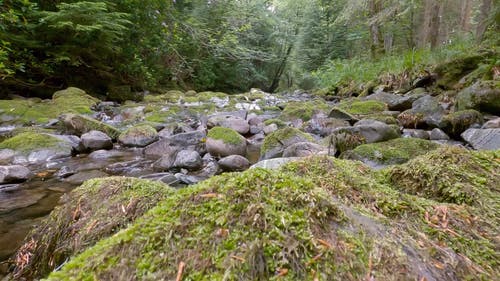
[207, 115, 250, 134]
[398, 95, 446, 128]
[482, 117, 500, 129]
[328, 109, 358, 124]
[429, 128, 450, 140]
[88, 149, 128, 159]
[263, 124, 278, 135]
[164, 131, 206, 152]
[174, 173, 202, 185]
[50, 134, 84, 152]
[0, 165, 31, 183]
[283, 142, 327, 157]
[28, 149, 72, 164]
[140, 172, 179, 185]
[303, 117, 350, 137]
[81, 130, 113, 151]
[218, 155, 251, 172]
[461, 128, 500, 150]
[402, 129, 430, 140]
[153, 151, 178, 171]
[118, 125, 158, 147]
[206, 138, 247, 157]
[365, 92, 415, 111]
[251, 157, 301, 170]
[55, 166, 76, 178]
[333, 119, 400, 143]
[0, 149, 18, 165]
[173, 150, 203, 170]
[63, 170, 108, 185]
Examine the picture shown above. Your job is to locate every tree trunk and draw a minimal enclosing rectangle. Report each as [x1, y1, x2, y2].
[368, 0, 384, 58]
[421, 0, 441, 49]
[476, 0, 493, 42]
[460, 0, 473, 32]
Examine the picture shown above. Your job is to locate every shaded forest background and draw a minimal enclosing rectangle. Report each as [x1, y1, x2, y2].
[0, 0, 498, 98]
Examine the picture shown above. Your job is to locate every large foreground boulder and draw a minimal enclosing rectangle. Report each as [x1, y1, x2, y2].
[42, 150, 500, 280]
[10, 177, 172, 280]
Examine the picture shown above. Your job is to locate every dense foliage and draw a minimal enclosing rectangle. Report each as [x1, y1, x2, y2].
[0, 0, 498, 97]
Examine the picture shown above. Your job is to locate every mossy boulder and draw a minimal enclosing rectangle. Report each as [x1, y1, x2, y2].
[206, 127, 247, 157]
[44, 152, 500, 280]
[441, 109, 483, 137]
[0, 132, 73, 162]
[10, 177, 172, 280]
[342, 137, 440, 167]
[434, 54, 484, 89]
[260, 127, 314, 160]
[279, 100, 330, 122]
[0, 87, 98, 124]
[61, 113, 121, 139]
[334, 100, 387, 116]
[455, 80, 500, 114]
[118, 124, 159, 147]
[46, 169, 345, 280]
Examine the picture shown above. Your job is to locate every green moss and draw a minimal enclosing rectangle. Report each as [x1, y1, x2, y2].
[207, 126, 245, 145]
[144, 106, 181, 123]
[0, 132, 71, 153]
[342, 138, 440, 166]
[362, 114, 398, 125]
[62, 114, 121, 139]
[46, 169, 345, 280]
[0, 88, 99, 124]
[261, 127, 313, 155]
[442, 109, 483, 137]
[43, 150, 499, 280]
[12, 177, 172, 280]
[279, 100, 330, 122]
[335, 100, 387, 115]
[263, 118, 287, 128]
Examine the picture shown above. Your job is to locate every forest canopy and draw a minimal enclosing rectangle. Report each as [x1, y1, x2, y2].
[0, 0, 498, 97]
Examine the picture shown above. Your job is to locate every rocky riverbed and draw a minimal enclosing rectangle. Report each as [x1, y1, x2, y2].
[0, 64, 499, 279]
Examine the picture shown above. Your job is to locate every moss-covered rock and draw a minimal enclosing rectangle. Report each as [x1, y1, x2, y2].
[118, 124, 159, 147]
[0, 132, 72, 154]
[45, 152, 500, 280]
[46, 169, 346, 280]
[0, 87, 98, 124]
[455, 80, 500, 114]
[335, 99, 387, 116]
[11, 177, 172, 280]
[206, 127, 247, 157]
[279, 100, 330, 122]
[434, 54, 484, 89]
[61, 113, 121, 139]
[261, 127, 314, 160]
[342, 137, 440, 167]
[263, 118, 287, 129]
[441, 109, 483, 137]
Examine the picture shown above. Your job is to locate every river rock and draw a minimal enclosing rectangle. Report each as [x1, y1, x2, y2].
[119, 125, 159, 147]
[461, 128, 500, 150]
[303, 117, 350, 137]
[63, 170, 109, 185]
[207, 115, 250, 134]
[455, 81, 500, 114]
[0, 165, 31, 183]
[0, 149, 18, 165]
[397, 95, 446, 128]
[365, 92, 415, 111]
[206, 127, 247, 157]
[61, 114, 121, 139]
[343, 119, 400, 143]
[441, 110, 483, 137]
[482, 117, 500, 129]
[402, 129, 430, 140]
[260, 127, 313, 160]
[81, 130, 113, 151]
[429, 128, 450, 140]
[328, 108, 358, 124]
[173, 150, 203, 170]
[218, 155, 250, 172]
[282, 142, 326, 157]
[251, 157, 301, 170]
